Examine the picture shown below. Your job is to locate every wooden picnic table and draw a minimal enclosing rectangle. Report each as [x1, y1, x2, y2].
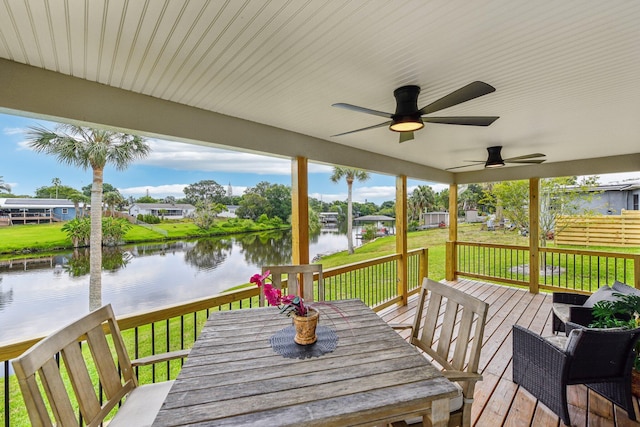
[152, 299, 457, 427]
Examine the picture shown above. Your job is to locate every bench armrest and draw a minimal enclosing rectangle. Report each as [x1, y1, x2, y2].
[132, 349, 190, 367]
[389, 323, 413, 330]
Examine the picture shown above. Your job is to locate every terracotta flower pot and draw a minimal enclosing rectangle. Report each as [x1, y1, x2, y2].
[292, 308, 319, 345]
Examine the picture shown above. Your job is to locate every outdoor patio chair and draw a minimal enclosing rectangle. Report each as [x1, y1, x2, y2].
[552, 281, 640, 333]
[512, 322, 640, 426]
[260, 264, 324, 305]
[12, 304, 189, 427]
[391, 277, 489, 427]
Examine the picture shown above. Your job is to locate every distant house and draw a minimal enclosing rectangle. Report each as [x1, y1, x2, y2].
[578, 182, 640, 214]
[0, 198, 81, 225]
[218, 205, 239, 218]
[319, 212, 339, 224]
[129, 203, 196, 219]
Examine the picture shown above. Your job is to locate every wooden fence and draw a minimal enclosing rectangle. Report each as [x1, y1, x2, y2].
[555, 210, 640, 247]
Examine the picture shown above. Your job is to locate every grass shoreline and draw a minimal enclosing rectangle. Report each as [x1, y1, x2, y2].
[0, 220, 290, 258]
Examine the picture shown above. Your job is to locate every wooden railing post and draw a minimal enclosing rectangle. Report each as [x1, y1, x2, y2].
[529, 177, 540, 294]
[420, 248, 429, 280]
[291, 156, 309, 265]
[396, 175, 408, 305]
[291, 156, 310, 294]
[446, 183, 458, 281]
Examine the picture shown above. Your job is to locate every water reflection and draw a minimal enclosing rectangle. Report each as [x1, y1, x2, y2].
[0, 229, 358, 343]
[0, 287, 13, 310]
[238, 230, 292, 266]
[184, 238, 232, 271]
[63, 248, 133, 277]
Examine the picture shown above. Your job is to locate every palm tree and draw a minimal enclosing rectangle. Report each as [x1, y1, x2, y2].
[103, 191, 125, 216]
[0, 176, 10, 193]
[27, 124, 150, 310]
[409, 185, 436, 223]
[51, 177, 61, 198]
[330, 166, 370, 254]
[67, 190, 88, 218]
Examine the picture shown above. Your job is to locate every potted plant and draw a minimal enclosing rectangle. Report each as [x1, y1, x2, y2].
[250, 270, 320, 345]
[590, 293, 640, 396]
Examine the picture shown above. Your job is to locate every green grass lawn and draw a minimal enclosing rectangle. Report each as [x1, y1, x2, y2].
[0, 223, 71, 253]
[321, 223, 531, 280]
[0, 219, 289, 256]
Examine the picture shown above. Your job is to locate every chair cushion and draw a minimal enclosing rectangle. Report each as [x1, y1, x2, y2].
[544, 328, 582, 354]
[109, 380, 174, 427]
[552, 303, 582, 324]
[583, 285, 617, 308]
[612, 280, 640, 297]
[544, 334, 568, 349]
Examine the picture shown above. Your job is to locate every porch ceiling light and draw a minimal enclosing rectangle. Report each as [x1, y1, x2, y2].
[389, 86, 424, 133]
[389, 116, 424, 132]
[485, 147, 505, 168]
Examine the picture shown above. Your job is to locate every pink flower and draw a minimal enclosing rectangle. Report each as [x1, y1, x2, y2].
[250, 270, 307, 316]
[263, 283, 282, 307]
[250, 271, 270, 287]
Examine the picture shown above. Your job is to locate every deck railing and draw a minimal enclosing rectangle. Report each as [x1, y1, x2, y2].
[0, 248, 426, 426]
[455, 241, 640, 293]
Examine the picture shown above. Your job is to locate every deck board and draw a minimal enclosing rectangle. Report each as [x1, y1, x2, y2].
[379, 278, 640, 427]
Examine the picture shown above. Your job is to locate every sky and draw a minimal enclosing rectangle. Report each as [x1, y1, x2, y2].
[1, 111, 639, 205]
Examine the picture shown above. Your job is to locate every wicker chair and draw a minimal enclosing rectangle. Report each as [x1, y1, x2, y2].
[551, 292, 592, 333]
[552, 282, 640, 334]
[513, 322, 640, 426]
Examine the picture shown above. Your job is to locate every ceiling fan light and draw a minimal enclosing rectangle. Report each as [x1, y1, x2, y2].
[390, 85, 424, 132]
[390, 117, 424, 132]
[485, 161, 505, 168]
[485, 146, 505, 168]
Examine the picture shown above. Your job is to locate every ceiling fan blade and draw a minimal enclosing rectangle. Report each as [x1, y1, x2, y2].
[504, 153, 546, 161]
[505, 159, 546, 164]
[418, 81, 496, 115]
[331, 103, 393, 119]
[422, 116, 499, 126]
[399, 132, 414, 143]
[445, 162, 484, 171]
[331, 120, 392, 137]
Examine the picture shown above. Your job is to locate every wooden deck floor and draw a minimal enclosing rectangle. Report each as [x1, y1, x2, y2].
[377, 278, 640, 427]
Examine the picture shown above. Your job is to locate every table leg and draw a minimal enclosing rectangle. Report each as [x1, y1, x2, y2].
[427, 398, 450, 427]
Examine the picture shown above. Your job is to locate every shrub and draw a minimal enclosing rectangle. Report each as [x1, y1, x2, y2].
[362, 224, 377, 241]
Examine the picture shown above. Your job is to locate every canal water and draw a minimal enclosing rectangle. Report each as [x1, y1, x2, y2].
[0, 228, 360, 344]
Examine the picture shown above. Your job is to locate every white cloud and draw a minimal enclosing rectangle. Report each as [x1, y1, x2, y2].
[141, 140, 332, 175]
[16, 140, 32, 151]
[118, 184, 188, 197]
[3, 127, 25, 135]
[118, 183, 249, 198]
[585, 172, 640, 184]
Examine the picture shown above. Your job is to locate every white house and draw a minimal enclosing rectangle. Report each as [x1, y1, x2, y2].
[129, 203, 196, 220]
[217, 205, 239, 218]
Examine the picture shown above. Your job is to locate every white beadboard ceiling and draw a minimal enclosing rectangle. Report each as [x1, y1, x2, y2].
[1, 0, 640, 181]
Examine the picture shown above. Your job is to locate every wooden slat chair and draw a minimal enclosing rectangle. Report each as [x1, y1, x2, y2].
[11, 304, 188, 427]
[260, 264, 324, 306]
[391, 278, 489, 427]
